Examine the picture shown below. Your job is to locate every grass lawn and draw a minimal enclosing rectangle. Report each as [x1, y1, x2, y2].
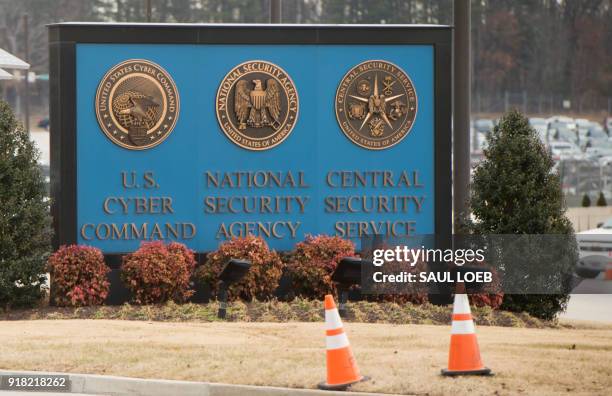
[0, 300, 556, 328]
[0, 320, 611, 395]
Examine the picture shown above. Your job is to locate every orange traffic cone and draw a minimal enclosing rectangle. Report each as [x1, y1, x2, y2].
[605, 261, 612, 281]
[441, 293, 492, 376]
[318, 295, 368, 390]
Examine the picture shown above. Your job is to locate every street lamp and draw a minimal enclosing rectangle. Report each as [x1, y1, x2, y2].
[217, 259, 251, 319]
[331, 257, 364, 317]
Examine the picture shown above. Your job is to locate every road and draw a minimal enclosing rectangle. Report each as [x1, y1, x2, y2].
[563, 294, 612, 323]
[29, 130, 49, 165]
[561, 275, 612, 322]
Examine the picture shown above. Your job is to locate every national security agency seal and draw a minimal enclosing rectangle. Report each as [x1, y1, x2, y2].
[335, 60, 417, 150]
[216, 60, 299, 151]
[95, 59, 179, 150]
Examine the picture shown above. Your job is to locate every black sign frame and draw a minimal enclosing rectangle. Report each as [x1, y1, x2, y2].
[48, 23, 452, 257]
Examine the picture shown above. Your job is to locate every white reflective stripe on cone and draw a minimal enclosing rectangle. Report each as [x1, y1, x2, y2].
[452, 293, 472, 314]
[325, 309, 344, 330]
[451, 319, 476, 335]
[326, 332, 350, 350]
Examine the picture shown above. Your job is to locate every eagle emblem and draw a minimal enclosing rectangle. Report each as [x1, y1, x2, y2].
[234, 79, 282, 130]
[216, 60, 299, 151]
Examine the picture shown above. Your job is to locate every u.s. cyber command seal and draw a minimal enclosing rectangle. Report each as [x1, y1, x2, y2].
[216, 60, 299, 151]
[95, 59, 179, 150]
[335, 60, 417, 150]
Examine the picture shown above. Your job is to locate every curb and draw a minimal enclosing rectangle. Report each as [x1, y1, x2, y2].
[0, 370, 391, 396]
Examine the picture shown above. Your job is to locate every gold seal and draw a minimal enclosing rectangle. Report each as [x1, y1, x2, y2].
[95, 59, 179, 150]
[335, 60, 417, 150]
[216, 60, 299, 151]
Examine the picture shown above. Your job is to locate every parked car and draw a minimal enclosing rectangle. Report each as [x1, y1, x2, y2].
[474, 118, 495, 134]
[576, 217, 612, 278]
[586, 124, 607, 139]
[548, 140, 583, 161]
[548, 116, 577, 131]
[37, 117, 49, 130]
[39, 164, 50, 197]
[589, 121, 605, 131]
[477, 131, 488, 151]
[603, 117, 612, 134]
[529, 117, 547, 126]
[598, 155, 612, 167]
[576, 118, 591, 132]
[585, 141, 612, 158]
[580, 124, 609, 149]
[550, 126, 579, 146]
[529, 117, 549, 143]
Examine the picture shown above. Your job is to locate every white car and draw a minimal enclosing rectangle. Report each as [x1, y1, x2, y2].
[585, 141, 612, 158]
[576, 118, 591, 130]
[548, 140, 583, 161]
[580, 124, 608, 148]
[599, 155, 612, 166]
[529, 117, 549, 143]
[576, 218, 612, 278]
[547, 115, 577, 131]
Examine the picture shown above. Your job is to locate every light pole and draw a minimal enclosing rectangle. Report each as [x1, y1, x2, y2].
[23, 13, 30, 133]
[270, 0, 281, 23]
[146, 0, 152, 22]
[453, 0, 471, 231]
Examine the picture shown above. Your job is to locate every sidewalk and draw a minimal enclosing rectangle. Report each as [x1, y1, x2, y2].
[0, 393, 94, 396]
[0, 370, 390, 396]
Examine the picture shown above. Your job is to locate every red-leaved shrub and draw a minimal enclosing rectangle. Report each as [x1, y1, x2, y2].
[468, 265, 504, 309]
[121, 241, 196, 304]
[359, 241, 429, 305]
[47, 245, 110, 307]
[195, 235, 284, 301]
[367, 259, 430, 305]
[287, 235, 357, 299]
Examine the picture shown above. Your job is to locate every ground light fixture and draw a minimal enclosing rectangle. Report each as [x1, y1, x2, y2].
[217, 259, 252, 319]
[331, 257, 365, 317]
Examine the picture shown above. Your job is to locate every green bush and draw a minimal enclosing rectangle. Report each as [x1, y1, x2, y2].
[195, 235, 284, 301]
[497, 294, 567, 322]
[596, 192, 607, 207]
[47, 245, 110, 307]
[0, 100, 51, 310]
[286, 235, 356, 299]
[469, 110, 576, 320]
[582, 193, 591, 207]
[121, 241, 196, 304]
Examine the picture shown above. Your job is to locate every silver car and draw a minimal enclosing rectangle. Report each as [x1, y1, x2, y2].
[576, 218, 612, 278]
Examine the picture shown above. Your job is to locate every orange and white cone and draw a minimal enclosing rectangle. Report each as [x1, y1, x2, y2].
[441, 293, 492, 376]
[605, 260, 612, 281]
[318, 295, 368, 390]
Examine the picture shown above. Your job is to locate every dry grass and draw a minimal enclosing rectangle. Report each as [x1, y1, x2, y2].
[0, 300, 556, 328]
[0, 320, 611, 395]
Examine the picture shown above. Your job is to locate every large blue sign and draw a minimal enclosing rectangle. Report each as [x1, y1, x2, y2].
[75, 44, 434, 252]
[49, 25, 451, 254]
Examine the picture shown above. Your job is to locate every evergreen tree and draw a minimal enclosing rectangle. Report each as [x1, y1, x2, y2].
[582, 193, 591, 207]
[469, 110, 576, 320]
[596, 192, 607, 206]
[0, 100, 51, 310]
